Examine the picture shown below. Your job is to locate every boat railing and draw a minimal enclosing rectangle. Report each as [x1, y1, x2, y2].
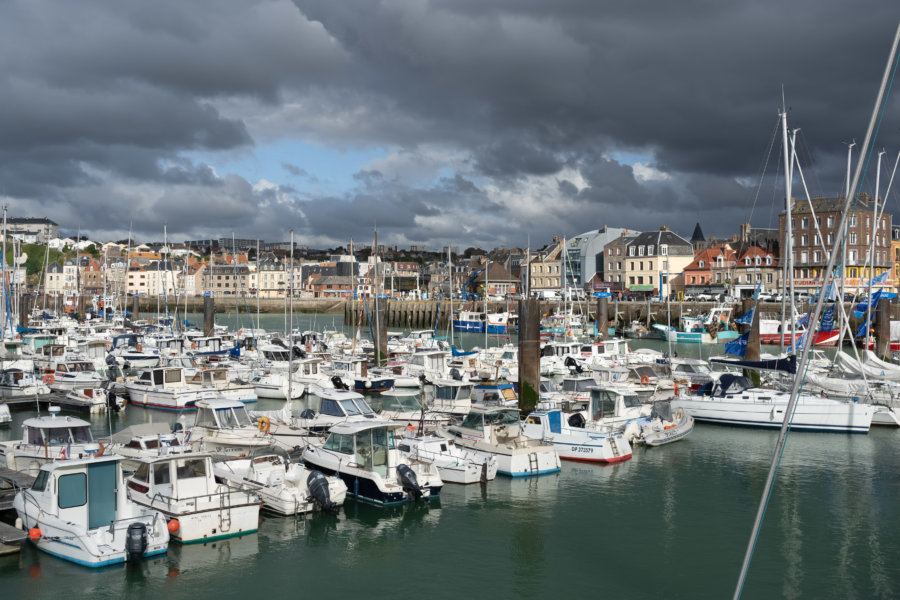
[148, 487, 257, 512]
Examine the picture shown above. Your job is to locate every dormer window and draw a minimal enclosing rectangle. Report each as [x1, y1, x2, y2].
[660, 245, 668, 255]
[638, 246, 645, 256]
[744, 258, 751, 266]
[755, 257, 761, 266]
[647, 245, 654, 255]
[698, 260, 705, 268]
[766, 257, 772, 265]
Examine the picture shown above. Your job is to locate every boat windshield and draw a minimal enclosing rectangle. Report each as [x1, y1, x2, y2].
[631, 366, 656, 379]
[623, 395, 642, 409]
[562, 379, 593, 393]
[484, 410, 519, 426]
[354, 398, 375, 414]
[591, 389, 618, 420]
[382, 395, 420, 412]
[340, 399, 362, 415]
[460, 412, 484, 430]
[435, 384, 471, 401]
[215, 406, 252, 428]
[38, 425, 93, 445]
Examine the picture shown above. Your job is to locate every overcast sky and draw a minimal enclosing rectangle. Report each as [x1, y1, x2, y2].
[2, 0, 899, 249]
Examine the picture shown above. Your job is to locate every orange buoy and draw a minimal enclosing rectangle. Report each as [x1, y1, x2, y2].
[29, 528, 42, 541]
[42, 374, 55, 385]
[167, 519, 180, 533]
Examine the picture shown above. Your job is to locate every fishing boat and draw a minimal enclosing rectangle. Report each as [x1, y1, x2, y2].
[653, 305, 740, 344]
[212, 449, 347, 515]
[452, 310, 486, 333]
[372, 389, 450, 431]
[13, 454, 169, 567]
[302, 421, 443, 505]
[328, 356, 394, 393]
[126, 453, 260, 543]
[444, 406, 561, 477]
[252, 372, 305, 400]
[1, 407, 97, 475]
[521, 409, 632, 463]
[672, 374, 874, 433]
[397, 434, 498, 484]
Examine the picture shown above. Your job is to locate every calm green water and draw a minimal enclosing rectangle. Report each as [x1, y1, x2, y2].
[2, 314, 898, 599]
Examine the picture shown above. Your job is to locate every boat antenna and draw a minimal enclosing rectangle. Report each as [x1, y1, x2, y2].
[733, 21, 900, 599]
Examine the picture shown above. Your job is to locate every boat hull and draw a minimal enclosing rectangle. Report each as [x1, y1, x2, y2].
[673, 397, 873, 433]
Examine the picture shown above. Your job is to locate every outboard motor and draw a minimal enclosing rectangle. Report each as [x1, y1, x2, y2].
[418, 374, 432, 386]
[307, 471, 340, 515]
[105, 353, 118, 367]
[292, 346, 306, 359]
[449, 368, 462, 382]
[106, 391, 119, 412]
[171, 422, 184, 434]
[125, 522, 148, 562]
[396, 463, 424, 501]
[331, 376, 349, 391]
[300, 409, 316, 419]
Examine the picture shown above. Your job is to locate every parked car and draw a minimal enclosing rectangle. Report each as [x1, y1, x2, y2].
[696, 293, 714, 301]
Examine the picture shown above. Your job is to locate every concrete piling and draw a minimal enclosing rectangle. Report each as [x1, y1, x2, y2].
[203, 296, 215, 337]
[517, 299, 541, 414]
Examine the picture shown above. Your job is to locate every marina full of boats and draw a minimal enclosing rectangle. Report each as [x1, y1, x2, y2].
[0, 304, 898, 571]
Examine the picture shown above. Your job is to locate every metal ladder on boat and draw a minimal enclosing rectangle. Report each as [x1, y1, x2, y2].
[609, 438, 621, 458]
[219, 493, 232, 532]
[528, 452, 539, 474]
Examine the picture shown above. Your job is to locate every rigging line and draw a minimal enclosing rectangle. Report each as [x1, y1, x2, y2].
[748, 116, 783, 225]
[857, 40, 900, 195]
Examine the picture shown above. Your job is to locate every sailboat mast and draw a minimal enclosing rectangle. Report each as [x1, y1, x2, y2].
[866, 151, 885, 350]
[448, 247, 454, 347]
[288, 229, 294, 402]
[374, 228, 381, 367]
[780, 111, 797, 348]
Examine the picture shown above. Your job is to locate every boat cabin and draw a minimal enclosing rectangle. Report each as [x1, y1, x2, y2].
[321, 421, 403, 477]
[188, 368, 231, 388]
[560, 376, 596, 398]
[450, 407, 522, 443]
[261, 346, 292, 363]
[110, 334, 146, 351]
[588, 387, 645, 421]
[579, 338, 630, 357]
[472, 381, 517, 406]
[540, 341, 581, 358]
[156, 338, 186, 354]
[317, 394, 377, 419]
[331, 357, 368, 378]
[407, 350, 447, 373]
[193, 399, 254, 430]
[136, 367, 187, 389]
[433, 380, 473, 402]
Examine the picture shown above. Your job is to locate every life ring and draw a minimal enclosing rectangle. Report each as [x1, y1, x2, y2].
[191, 343, 196, 350]
[258, 417, 270, 435]
[136, 344, 143, 352]
[641, 375, 650, 386]
[43, 374, 55, 385]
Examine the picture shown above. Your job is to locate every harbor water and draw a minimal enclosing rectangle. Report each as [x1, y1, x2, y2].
[2, 313, 898, 599]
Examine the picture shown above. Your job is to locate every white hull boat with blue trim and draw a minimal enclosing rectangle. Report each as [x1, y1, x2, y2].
[672, 374, 874, 433]
[13, 454, 169, 567]
[443, 407, 560, 477]
[397, 434, 498, 484]
[522, 410, 632, 463]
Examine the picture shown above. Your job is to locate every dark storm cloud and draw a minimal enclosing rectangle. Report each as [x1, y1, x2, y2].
[1, 0, 898, 246]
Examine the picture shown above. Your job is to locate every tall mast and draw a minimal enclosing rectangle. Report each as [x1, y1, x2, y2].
[780, 110, 797, 349]
[448, 246, 454, 347]
[1, 206, 8, 338]
[865, 151, 885, 350]
[374, 228, 381, 367]
[484, 254, 488, 350]
[288, 229, 294, 402]
[256, 238, 261, 332]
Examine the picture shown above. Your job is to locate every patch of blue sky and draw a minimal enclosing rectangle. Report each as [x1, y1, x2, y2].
[606, 150, 654, 166]
[185, 140, 387, 195]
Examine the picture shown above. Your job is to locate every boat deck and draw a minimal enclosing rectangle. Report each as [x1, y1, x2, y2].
[0, 467, 36, 512]
[0, 522, 27, 555]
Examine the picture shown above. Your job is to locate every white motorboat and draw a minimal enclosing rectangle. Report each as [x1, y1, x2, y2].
[0, 368, 51, 400]
[1, 407, 98, 475]
[397, 434, 497, 484]
[125, 367, 217, 411]
[252, 372, 305, 400]
[372, 389, 450, 432]
[126, 453, 260, 544]
[213, 450, 347, 516]
[185, 368, 258, 404]
[522, 410, 632, 464]
[297, 385, 379, 432]
[672, 374, 874, 433]
[0, 404, 10, 427]
[61, 387, 125, 414]
[102, 422, 190, 472]
[302, 421, 443, 505]
[44, 359, 107, 392]
[108, 333, 160, 368]
[14, 454, 169, 567]
[188, 399, 275, 455]
[444, 406, 561, 477]
[429, 379, 474, 418]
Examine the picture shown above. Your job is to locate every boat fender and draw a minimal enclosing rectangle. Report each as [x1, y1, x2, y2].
[167, 519, 180, 533]
[43, 374, 55, 385]
[673, 382, 679, 396]
[623, 421, 642, 444]
[29, 528, 42, 541]
[365, 380, 372, 388]
[125, 522, 148, 562]
[191, 343, 196, 350]
[641, 375, 650, 386]
[258, 416, 271, 435]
